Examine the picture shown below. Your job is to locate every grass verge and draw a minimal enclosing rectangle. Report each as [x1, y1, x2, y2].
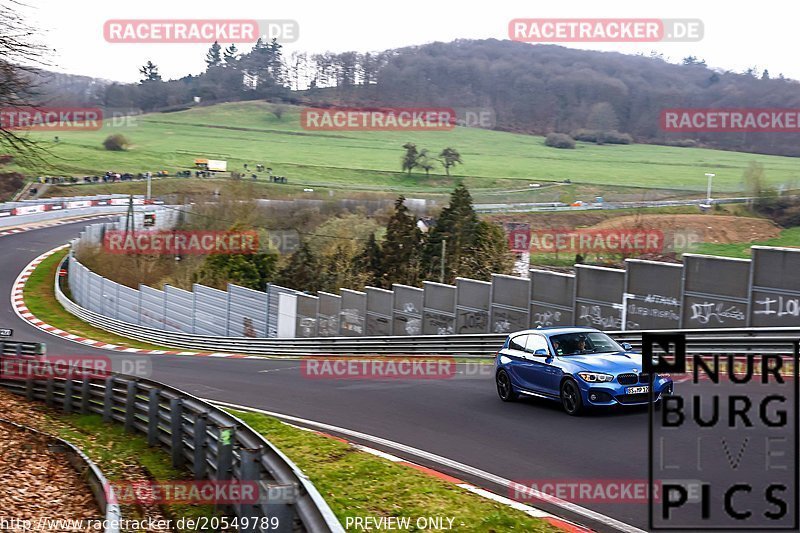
[23, 248, 176, 351]
[231, 409, 558, 532]
[693, 227, 800, 258]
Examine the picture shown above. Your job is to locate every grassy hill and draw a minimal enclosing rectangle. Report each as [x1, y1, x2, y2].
[18, 101, 800, 195]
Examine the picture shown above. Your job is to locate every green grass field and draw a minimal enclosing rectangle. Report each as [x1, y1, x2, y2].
[18, 101, 800, 195]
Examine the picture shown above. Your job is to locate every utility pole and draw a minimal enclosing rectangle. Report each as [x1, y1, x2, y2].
[146, 171, 152, 200]
[440, 238, 447, 284]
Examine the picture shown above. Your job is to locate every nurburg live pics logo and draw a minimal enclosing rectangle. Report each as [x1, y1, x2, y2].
[644, 333, 799, 530]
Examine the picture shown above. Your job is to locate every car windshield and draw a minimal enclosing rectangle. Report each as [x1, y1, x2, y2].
[550, 332, 623, 356]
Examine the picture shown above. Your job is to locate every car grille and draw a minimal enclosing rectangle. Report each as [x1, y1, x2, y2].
[617, 373, 650, 385]
[616, 393, 650, 405]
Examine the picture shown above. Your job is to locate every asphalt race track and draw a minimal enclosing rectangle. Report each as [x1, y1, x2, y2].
[3, 220, 792, 533]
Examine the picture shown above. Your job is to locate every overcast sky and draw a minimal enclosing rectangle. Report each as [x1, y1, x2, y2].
[17, 0, 798, 83]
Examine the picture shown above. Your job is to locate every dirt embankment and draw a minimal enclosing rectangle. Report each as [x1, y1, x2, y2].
[589, 214, 781, 244]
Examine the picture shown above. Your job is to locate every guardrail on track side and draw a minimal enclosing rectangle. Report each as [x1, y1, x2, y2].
[0, 342, 344, 533]
[51, 254, 800, 357]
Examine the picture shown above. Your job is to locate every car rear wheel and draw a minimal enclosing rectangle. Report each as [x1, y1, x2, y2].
[561, 379, 584, 416]
[496, 369, 518, 402]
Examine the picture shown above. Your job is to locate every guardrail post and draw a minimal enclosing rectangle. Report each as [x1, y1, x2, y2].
[214, 425, 235, 515]
[169, 398, 185, 468]
[192, 413, 208, 479]
[103, 376, 116, 423]
[63, 379, 74, 414]
[239, 446, 262, 533]
[216, 425, 234, 480]
[80, 378, 90, 414]
[147, 388, 160, 446]
[45, 376, 55, 408]
[25, 378, 34, 400]
[124, 380, 137, 432]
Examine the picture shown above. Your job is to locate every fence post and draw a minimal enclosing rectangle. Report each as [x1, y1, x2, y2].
[147, 388, 160, 446]
[80, 378, 90, 414]
[239, 446, 263, 533]
[63, 379, 74, 414]
[103, 376, 116, 423]
[25, 378, 34, 401]
[124, 379, 137, 432]
[45, 376, 55, 408]
[169, 398, 184, 468]
[214, 425, 235, 515]
[193, 413, 208, 479]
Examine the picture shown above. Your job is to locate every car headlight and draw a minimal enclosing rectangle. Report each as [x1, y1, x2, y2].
[577, 372, 614, 383]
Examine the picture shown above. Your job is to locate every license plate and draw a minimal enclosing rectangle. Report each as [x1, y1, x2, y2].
[627, 386, 649, 394]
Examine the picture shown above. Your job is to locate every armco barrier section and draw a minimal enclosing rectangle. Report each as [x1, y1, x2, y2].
[62, 217, 800, 344]
[0, 344, 343, 533]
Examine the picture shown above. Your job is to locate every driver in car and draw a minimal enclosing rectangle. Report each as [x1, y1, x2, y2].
[576, 336, 591, 354]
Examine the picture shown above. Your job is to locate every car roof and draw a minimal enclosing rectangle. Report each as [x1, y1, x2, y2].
[507, 326, 600, 338]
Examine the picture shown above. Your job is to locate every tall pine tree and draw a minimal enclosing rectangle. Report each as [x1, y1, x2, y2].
[382, 196, 423, 286]
[276, 242, 320, 292]
[356, 233, 384, 287]
[422, 184, 479, 283]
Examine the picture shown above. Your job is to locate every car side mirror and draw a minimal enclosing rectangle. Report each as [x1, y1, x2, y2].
[621, 342, 632, 351]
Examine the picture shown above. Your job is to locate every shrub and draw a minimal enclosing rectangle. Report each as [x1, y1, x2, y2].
[102, 134, 129, 151]
[599, 131, 633, 145]
[665, 138, 698, 148]
[544, 132, 575, 149]
[572, 129, 601, 142]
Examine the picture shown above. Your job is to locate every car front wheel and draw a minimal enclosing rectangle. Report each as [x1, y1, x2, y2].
[561, 379, 584, 416]
[496, 369, 518, 402]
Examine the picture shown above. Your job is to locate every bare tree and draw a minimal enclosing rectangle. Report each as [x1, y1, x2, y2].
[0, 0, 53, 166]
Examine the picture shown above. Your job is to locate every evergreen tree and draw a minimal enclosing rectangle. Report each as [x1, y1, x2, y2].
[138, 61, 161, 83]
[356, 233, 384, 287]
[382, 196, 423, 286]
[193, 252, 277, 291]
[276, 241, 320, 292]
[205, 41, 222, 69]
[422, 184, 479, 283]
[458, 220, 514, 280]
[223, 43, 239, 66]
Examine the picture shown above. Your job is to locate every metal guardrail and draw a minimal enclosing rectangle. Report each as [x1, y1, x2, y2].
[52, 255, 800, 357]
[0, 343, 344, 533]
[0, 417, 122, 532]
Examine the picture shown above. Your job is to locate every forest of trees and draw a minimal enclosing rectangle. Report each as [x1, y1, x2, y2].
[28, 38, 800, 156]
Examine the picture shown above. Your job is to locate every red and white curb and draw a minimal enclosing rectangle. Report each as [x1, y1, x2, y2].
[212, 401, 619, 533]
[11, 245, 259, 360]
[0, 215, 111, 237]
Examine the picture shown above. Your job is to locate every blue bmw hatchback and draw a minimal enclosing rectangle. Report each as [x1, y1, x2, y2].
[495, 326, 674, 415]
